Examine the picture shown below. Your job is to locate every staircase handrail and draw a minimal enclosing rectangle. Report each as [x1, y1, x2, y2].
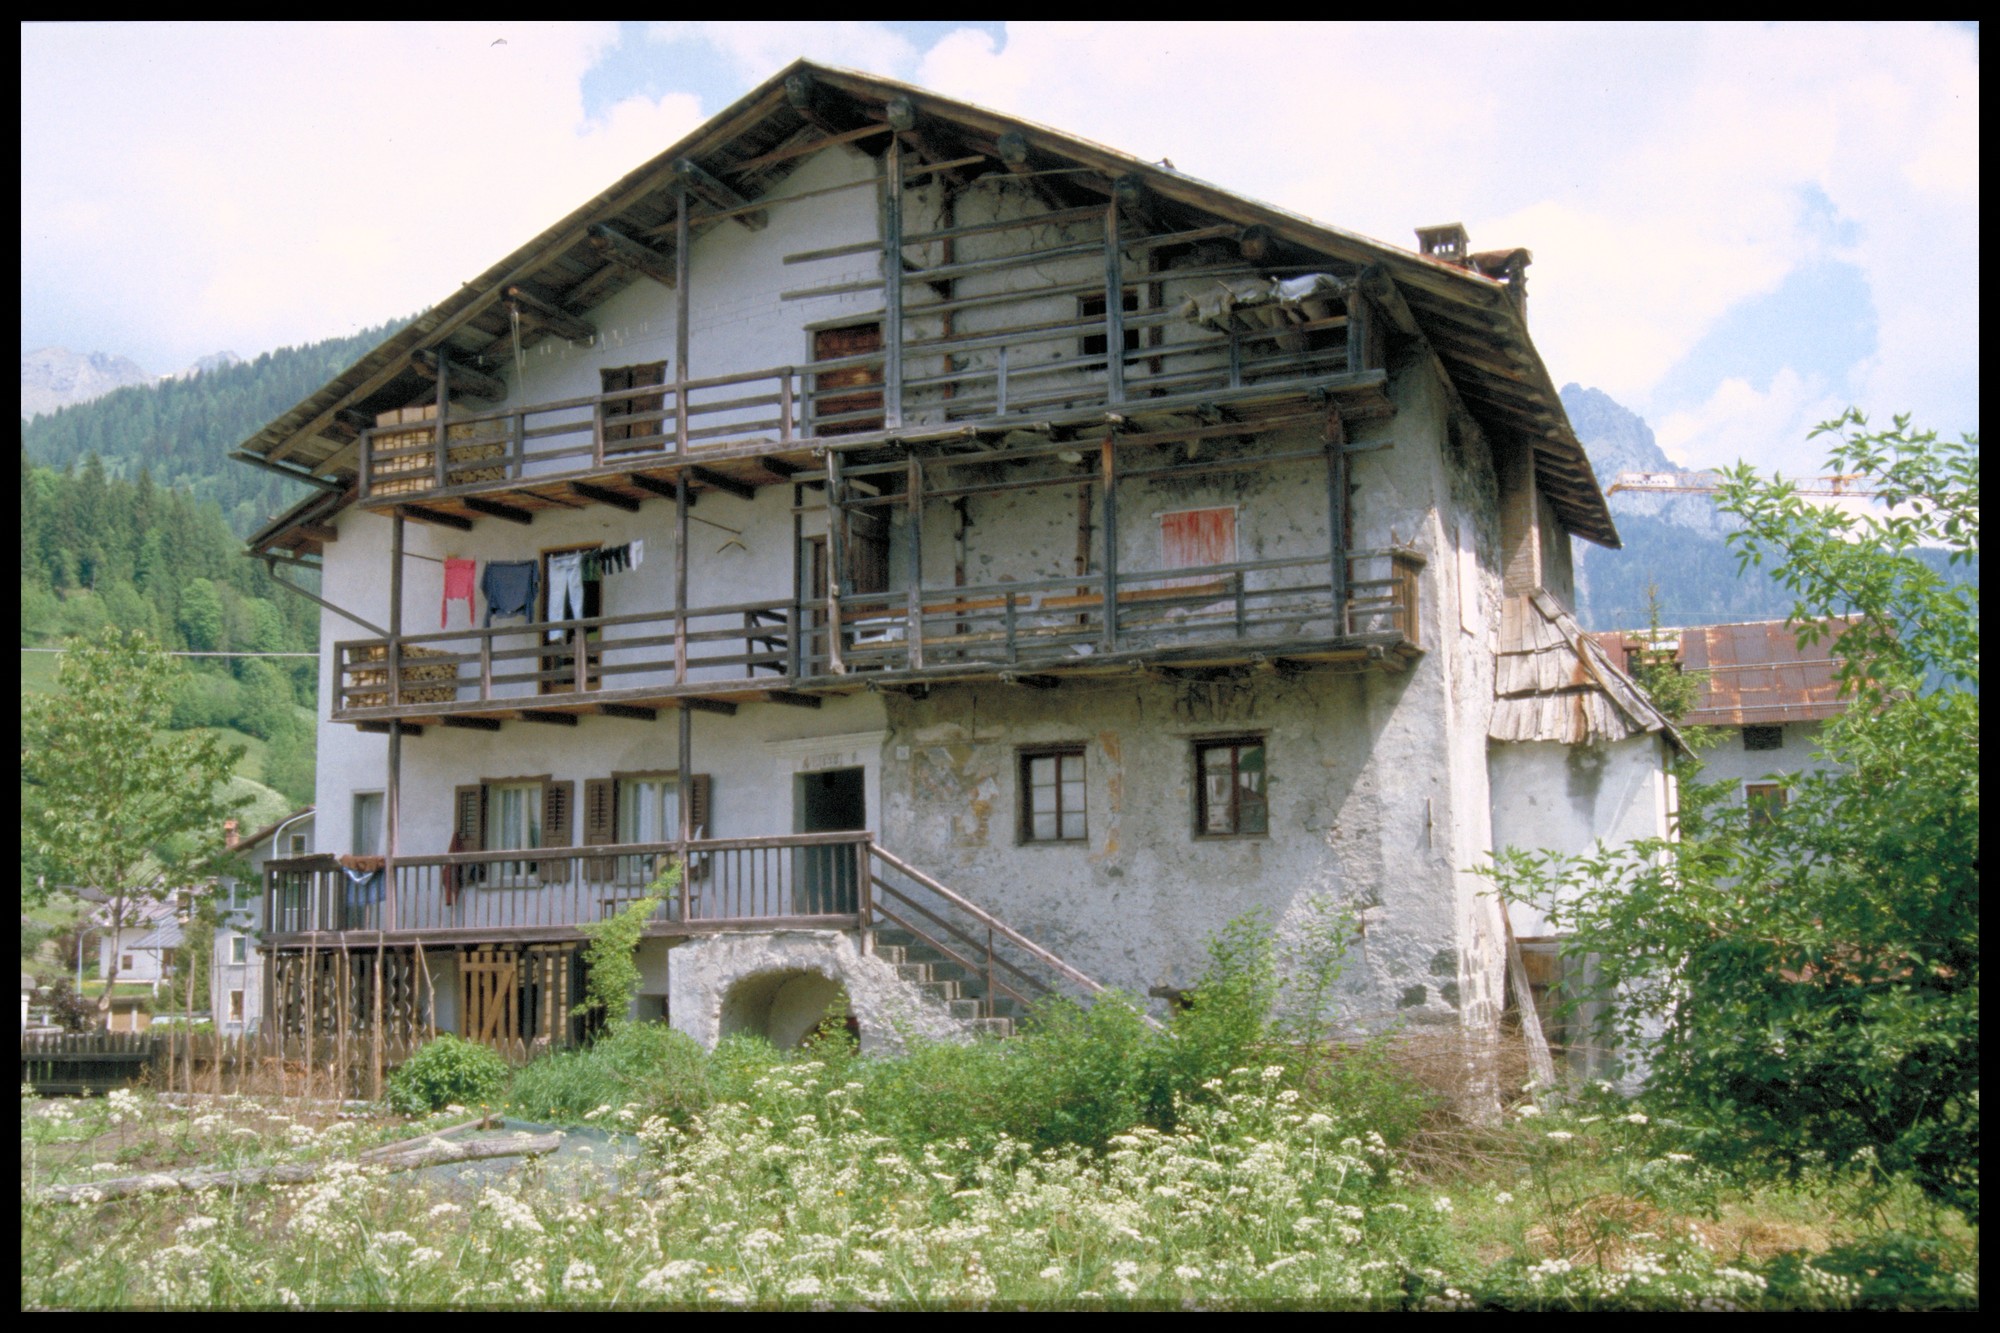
[868, 843, 1108, 997]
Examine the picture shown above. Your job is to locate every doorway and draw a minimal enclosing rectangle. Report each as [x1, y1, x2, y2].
[794, 766, 866, 914]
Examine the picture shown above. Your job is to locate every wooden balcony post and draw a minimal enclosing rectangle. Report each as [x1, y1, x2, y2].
[674, 471, 690, 685]
[388, 511, 404, 709]
[790, 482, 806, 679]
[883, 135, 904, 431]
[358, 427, 373, 499]
[906, 452, 924, 671]
[677, 705, 694, 923]
[1325, 410, 1350, 632]
[780, 369, 794, 442]
[591, 400, 606, 468]
[434, 356, 450, 491]
[674, 184, 691, 453]
[510, 409, 526, 482]
[385, 719, 402, 933]
[479, 633, 493, 702]
[826, 449, 847, 675]
[1103, 201, 1125, 404]
[1099, 435, 1120, 653]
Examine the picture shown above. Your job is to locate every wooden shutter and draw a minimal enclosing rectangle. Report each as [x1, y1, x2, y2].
[812, 324, 883, 436]
[583, 777, 617, 881]
[685, 774, 712, 840]
[453, 784, 486, 849]
[539, 779, 574, 882]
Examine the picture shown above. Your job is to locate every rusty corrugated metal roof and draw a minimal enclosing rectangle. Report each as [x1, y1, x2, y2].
[1591, 618, 1854, 727]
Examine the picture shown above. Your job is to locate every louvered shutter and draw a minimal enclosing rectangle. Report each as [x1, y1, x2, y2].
[583, 778, 617, 881]
[685, 774, 712, 840]
[454, 784, 486, 848]
[539, 779, 574, 882]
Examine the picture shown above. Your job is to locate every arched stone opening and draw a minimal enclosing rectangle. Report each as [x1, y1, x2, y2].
[717, 968, 853, 1049]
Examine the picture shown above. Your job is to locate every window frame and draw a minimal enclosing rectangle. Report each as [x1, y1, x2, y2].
[228, 990, 245, 1023]
[229, 935, 247, 965]
[1018, 746, 1089, 845]
[352, 790, 385, 858]
[1745, 780, 1788, 828]
[1080, 288, 1142, 361]
[1193, 736, 1270, 839]
[1742, 725, 1784, 752]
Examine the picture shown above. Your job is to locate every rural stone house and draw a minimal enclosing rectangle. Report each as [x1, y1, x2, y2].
[234, 62, 1674, 1079]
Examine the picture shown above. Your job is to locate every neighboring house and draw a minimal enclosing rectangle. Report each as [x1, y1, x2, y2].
[211, 809, 315, 1035]
[95, 897, 182, 994]
[233, 63, 1671, 1090]
[1593, 618, 1851, 820]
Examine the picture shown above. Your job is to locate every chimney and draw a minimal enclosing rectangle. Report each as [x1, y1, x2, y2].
[1416, 223, 1470, 266]
[224, 819, 240, 850]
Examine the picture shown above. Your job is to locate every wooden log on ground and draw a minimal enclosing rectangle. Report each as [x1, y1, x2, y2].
[39, 1130, 563, 1205]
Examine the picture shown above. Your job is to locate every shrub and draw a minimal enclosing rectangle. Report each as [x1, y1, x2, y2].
[386, 1034, 508, 1115]
[509, 1023, 712, 1126]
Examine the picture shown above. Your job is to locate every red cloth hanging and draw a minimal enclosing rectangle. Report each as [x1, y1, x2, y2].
[442, 558, 477, 627]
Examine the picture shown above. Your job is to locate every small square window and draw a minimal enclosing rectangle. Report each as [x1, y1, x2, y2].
[230, 936, 247, 964]
[1081, 290, 1141, 359]
[1746, 782, 1788, 828]
[1020, 748, 1087, 843]
[1742, 725, 1783, 752]
[1195, 738, 1268, 837]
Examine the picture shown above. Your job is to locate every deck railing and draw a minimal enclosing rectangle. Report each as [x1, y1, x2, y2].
[266, 832, 873, 940]
[356, 305, 1359, 503]
[329, 551, 1419, 719]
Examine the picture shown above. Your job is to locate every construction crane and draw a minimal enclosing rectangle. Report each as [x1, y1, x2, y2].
[1606, 470, 1883, 499]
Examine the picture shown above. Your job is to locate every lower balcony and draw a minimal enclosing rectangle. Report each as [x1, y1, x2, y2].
[330, 550, 1422, 726]
[264, 833, 874, 947]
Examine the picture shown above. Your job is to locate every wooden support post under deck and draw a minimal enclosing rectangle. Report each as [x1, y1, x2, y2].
[906, 452, 924, 671]
[674, 185, 691, 453]
[386, 510, 404, 935]
[883, 136, 905, 431]
[385, 721, 401, 933]
[826, 449, 847, 675]
[1100, 435, 1120, 652]
[388, 512, 404, 710]
[674, 472, 690, 684]
[1103, 200, 1125, 404]
[1325, 409, 1350, 633]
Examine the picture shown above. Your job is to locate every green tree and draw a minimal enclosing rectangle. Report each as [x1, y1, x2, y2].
[176, 577, 225, 652]
[20, 628, 249, 1012]
[1492, 412, 1979, 1220]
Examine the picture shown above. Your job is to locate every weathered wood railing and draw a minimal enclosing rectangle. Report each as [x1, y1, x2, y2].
[333, 597, 793, 714]
[329, 551, 1417, 717]
[266, 833, 872, 940]
[356, 297, 1363, 503]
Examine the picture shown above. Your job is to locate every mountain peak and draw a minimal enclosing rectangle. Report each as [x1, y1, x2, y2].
[21, 346, 152, 420]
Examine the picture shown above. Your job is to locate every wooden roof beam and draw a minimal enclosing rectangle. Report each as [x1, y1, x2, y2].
[396, 504, 474, 531]
[587, 223, 678, 289]
[463, 496, 534, 525]
[505, 284, 596, 344]
[571, 481, 642, 512]
[690, 466, 756, 502]
[995, 131, 1068, 211]
[410, 350, 506, 402]
[675, 158, 767, 231]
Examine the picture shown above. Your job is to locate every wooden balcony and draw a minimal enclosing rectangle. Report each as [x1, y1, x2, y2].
[329, 550, 1422, 727]
[354, 300, 1388, 523]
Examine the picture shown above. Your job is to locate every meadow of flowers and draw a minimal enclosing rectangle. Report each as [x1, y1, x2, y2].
[21, 1046, 1975, 1310]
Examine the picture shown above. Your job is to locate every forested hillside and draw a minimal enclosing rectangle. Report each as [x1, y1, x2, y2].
[22, 317, 408, 537]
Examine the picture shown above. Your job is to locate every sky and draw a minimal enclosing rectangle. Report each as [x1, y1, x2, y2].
[20, 21, 1979, 476]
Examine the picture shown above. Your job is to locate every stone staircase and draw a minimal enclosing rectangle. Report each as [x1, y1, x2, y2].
[870, 929, 1019, 1038]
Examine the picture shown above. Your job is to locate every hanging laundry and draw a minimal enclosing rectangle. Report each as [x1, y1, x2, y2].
[336, 856, 385, 925]
[547, 550, 587, 642]
[483, 560, 539, 626]
[442, 558, 477, 628]
[586, 541, 646, 578]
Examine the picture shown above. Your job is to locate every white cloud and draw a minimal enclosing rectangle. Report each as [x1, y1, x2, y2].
[1652, 370, 1848, 476]
[648, 21, 922, 85]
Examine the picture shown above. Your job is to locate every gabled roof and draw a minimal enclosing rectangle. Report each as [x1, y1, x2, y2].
[1492, 592, 1683, 749]
[237, 59, 1617, 554]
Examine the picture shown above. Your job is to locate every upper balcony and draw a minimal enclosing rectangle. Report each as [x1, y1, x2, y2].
[352, 270, 1391, 524]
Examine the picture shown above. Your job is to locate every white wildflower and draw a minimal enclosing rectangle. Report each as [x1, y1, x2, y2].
[562, 1259, 603, 1294]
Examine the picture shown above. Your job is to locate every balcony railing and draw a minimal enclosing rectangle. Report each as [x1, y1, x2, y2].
[329, 551, 1420, 718]
[357, 306, 1362, 504]
[265, 833, 873, 940]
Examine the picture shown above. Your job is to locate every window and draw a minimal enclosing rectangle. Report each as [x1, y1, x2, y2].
[454, 778, 575, 886]
[228, 990, 245, 1023]
[1746, 782, 1788, 828]
[1742, 725, 1783, 752]
[1195, 738, 1268, 837]
[353, 792, 384, 858]
[230, 935, 247, 965]
[1081, 289, 1141, 360]
[121, 954, 134, 972]
[811, 323, 884, 436]
[582, 773, 711, 884]
[287, 832, 308, 857]
[1020, 748, 1087, 843]
[601, 361, 668, 452]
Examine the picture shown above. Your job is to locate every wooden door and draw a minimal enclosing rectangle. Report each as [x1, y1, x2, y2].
[812, 324, 883, 436]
